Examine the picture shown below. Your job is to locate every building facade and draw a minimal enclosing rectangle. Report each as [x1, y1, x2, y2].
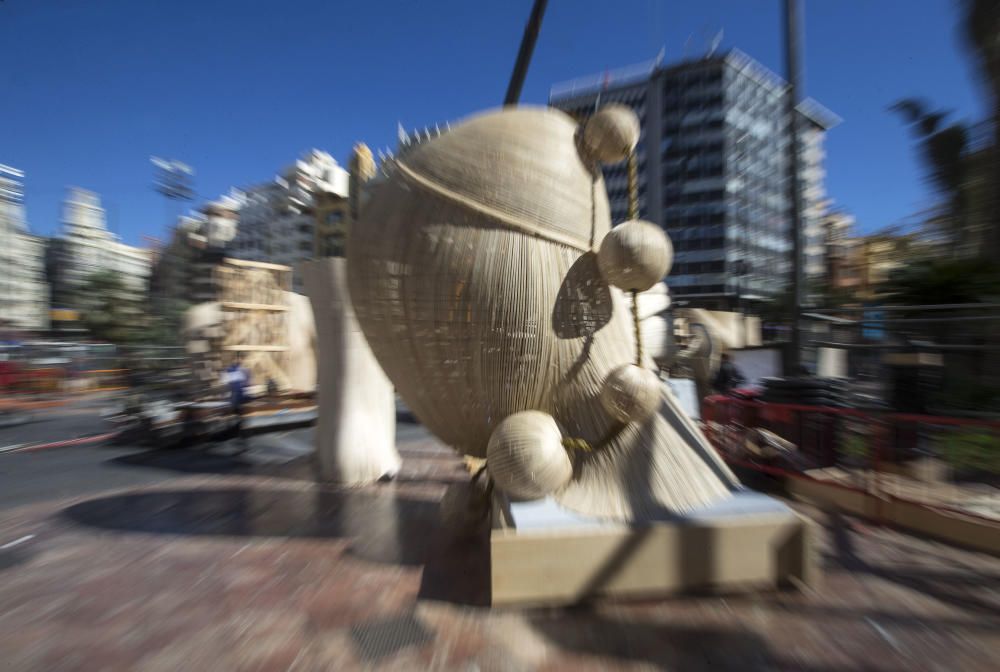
[834, 232, 913, 304]
[313, 143, 376, 258]
[0, 164, 49, 333]
[48, 187, 152, 330]
[230, 150, 348, 290]
[312, 189, 350, 258]
[551, 50, 839, 309]
[149, 189, 244, 314]
[800, 109, 835, 291]
[821, 210, 859, 299]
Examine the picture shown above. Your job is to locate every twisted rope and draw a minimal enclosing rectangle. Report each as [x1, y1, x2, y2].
[631, 289, 643, 366]
[562, 420, 627, 453]
[562, 152, 644, 454]
[627, 149, 639, 220]
[562, 437, 594, 452]
[627, 148, 644, 367]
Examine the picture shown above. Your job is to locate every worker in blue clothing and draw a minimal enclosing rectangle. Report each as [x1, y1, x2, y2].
[222, 353, 251, 451]
[712, 352, 746, 395]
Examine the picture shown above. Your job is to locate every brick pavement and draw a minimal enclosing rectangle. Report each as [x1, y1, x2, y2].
[0, 432, 998, 671]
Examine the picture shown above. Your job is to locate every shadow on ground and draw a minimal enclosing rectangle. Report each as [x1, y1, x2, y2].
[108, 445, 321, 481]
[62, 482, 493, 604]
[528, 613, 836, 671]
[822, 511, 1000, 618]
[396, 409, 419, 424]
[0, 545, 37, 571]
[62, 486, 441, 566]
[110, 448, 259, 475]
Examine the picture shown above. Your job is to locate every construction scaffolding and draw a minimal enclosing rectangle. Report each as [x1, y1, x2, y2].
[187, 258, 293, 395]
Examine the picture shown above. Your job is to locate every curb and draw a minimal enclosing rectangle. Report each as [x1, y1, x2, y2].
[7, 432, 120, 454]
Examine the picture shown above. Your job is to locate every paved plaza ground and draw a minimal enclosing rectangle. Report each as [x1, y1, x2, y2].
[1, 421, 998, 671]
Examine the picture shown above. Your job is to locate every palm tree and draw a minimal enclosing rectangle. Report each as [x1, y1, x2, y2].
[960, 0, 1000, 256]
[890, 98, 972, 254]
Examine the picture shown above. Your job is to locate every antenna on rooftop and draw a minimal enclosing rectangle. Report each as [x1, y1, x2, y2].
[707, 29, 724, 57]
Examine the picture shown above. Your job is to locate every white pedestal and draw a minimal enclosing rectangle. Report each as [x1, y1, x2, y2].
[490, 492, 817, 606]
[301, 258, 400, 483]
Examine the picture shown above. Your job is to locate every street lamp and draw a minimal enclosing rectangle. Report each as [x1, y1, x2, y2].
[784, 0, 805, 369]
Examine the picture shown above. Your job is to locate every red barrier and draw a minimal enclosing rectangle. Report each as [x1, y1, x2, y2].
[704, 395, 1000, 527]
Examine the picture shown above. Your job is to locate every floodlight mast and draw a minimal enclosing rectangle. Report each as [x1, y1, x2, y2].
[503, 0, 549, 106]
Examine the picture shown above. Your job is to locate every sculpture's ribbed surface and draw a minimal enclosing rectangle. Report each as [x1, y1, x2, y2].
[347, 105, 738, 519]
[400, 107, 607, 250]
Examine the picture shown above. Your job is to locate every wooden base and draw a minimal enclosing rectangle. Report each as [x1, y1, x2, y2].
[788, 476, 1000, 557]
[490, 494, 817, 607]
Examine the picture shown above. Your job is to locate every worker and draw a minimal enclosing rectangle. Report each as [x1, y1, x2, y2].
[712, 352, 746, 395]
[222, 354, 251, 451]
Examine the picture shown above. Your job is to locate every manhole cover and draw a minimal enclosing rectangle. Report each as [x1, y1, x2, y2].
[350, 613, 434, 662]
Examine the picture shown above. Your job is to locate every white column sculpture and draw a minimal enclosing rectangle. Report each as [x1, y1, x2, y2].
[301, 258, 400, 483]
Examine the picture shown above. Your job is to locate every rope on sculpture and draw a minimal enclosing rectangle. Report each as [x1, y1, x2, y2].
[563, 147, 646, 455]
[627, 149, 639, 220]
[627, 148, 644, 368]
[631, 289, 643, 366]
[561, 437, 593, 452]
[562, 420, 627, 453]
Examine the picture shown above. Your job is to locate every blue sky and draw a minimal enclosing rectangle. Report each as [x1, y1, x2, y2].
[1, 0, 987, 246]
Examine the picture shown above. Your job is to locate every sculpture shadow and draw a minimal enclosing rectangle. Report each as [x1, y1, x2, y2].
[108, 448, 317, 482]
[822, 510, 1000, 617]
[396, 408, 420, 424]
[61, 486, 441, 567]
[417, 517, 492, 607]
[0, 545, 36, 572]
[110, 448, 258, 476]
[528, 613, 833, 672]
[551, 251, 612, 340]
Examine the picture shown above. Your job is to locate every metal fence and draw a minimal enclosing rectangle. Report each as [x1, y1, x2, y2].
[703, 394, 1000, 524]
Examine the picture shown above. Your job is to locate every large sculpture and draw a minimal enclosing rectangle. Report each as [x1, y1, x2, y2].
[347, 105, 738, 519]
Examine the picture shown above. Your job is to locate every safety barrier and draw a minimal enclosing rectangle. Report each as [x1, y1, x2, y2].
[703, 395, 1000, 555]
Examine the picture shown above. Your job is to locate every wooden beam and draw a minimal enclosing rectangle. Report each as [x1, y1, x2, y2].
[222, 345, 289, 352]
[220, 302, 290, 312]
[221, 257, 292, 272]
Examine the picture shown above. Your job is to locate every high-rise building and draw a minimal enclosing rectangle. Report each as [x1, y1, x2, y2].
[820, 209, 857, 298]
[550, 49, 839, 309]
[149, 189, 245, 316]
[314, 142, 379, 258]
[48, 187, 152, 329]
[230, 150, 348, 290]
[0, 164, 50, 333]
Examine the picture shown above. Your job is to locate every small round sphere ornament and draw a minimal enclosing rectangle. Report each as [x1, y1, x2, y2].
[597, 219, 673, 292]
[486, 410, 572, 500]
[600, 363, 662, 424]
[581, 104, 641, 165]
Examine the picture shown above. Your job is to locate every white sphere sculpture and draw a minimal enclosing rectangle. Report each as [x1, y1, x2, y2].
[600, 364, 662, 424]
[581, 104, 641, 165]
[346, 105, 740, 519]
[597, 219, 673, 292]
[487, 410, 572, 500]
